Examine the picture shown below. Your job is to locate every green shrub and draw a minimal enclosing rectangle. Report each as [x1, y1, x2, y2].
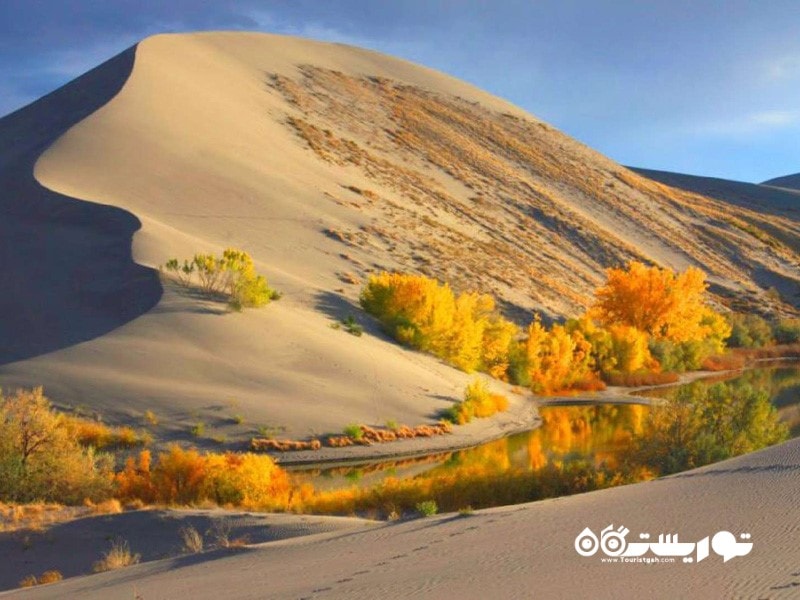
[415, 500, 438, 517]
[163, 248, 278, 310]
[773, 319, 800, 344]
[342, 315, 363, 336]
[343, 424, 364, 440]
[726, 313, 774, 348]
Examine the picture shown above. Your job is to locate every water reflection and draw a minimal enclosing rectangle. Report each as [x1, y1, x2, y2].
[296, 365, 798, 515]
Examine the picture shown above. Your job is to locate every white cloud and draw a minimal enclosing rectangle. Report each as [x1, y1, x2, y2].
[763, 55, 800, 81]
[688, 110, 800, 137]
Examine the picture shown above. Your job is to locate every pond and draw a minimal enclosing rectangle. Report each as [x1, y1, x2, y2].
[292, 364, 800, 515]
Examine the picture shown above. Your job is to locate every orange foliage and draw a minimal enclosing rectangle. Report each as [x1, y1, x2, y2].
[115, 446, 291, 509]
[360, 272, 518, 375]
[591, 261, 713, 343]
[525, 319, 598, 394]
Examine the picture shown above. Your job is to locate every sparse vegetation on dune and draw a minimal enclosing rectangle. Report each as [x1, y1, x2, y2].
[162, 248, 279, 310]
[272, 65, 799, 317]
[92, 539, 140, 573]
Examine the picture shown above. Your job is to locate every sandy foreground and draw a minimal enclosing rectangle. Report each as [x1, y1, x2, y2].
[3, 437, 798, 599]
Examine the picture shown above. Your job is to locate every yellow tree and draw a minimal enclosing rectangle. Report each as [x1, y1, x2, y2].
[591, 261, 710, 343]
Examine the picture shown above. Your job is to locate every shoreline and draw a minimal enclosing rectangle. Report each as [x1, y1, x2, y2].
[273, 360, 798, 466]
[272, 388, 540, 466]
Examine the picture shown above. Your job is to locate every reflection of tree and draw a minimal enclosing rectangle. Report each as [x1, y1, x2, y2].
[304, 368, 796, 516]
[635, 381, 788, 474]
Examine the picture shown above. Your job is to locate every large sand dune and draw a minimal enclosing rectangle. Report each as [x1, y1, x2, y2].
[1, 31, 798, 441]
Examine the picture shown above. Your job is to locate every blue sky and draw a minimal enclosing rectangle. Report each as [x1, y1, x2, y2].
[2, 1, 799, 182]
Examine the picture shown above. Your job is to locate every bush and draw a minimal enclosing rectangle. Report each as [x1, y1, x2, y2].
[443, 379, 509, 424]
[115, 446, 292, 509]
[773, 319, 800, 344]
[360, 272, 518, 375]
[415, 500, 438, 517]
[163, 248, 278, 310]
[341, 315, 363, 336]
[343, 424, 364, 440]
[727, 313, 773, 348]
[180, 525, 204, 553]
[93, 539, 140, 573]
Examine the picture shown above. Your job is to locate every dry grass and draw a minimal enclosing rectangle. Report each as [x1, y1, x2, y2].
[701, 353, 747, 371]
[86, 498, 123, 515]
[179, 525, 204, 554]
[38, 571, 63, 585]
[66, 416, 152, 449]
[92, 539, 140, 573]
[0, 502, 79, 532]
[270, 64, 799, 318]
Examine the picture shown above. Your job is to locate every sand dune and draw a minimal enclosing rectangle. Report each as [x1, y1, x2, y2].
[0, 509, 374, 593]
[1, 31, 798, 442]
[7, 437, 799, 599]
[763, 172, 800, 192]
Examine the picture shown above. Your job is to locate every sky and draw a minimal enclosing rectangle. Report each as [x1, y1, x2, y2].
[2, 1, 799, 183]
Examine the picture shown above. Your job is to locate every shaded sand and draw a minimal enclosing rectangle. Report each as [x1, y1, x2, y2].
[7, 438, 800, 599]
[0, 508, 374, 593]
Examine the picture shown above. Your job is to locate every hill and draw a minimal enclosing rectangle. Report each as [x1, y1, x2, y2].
[763, 172, 800, 192]
[0, 31, 798, 439]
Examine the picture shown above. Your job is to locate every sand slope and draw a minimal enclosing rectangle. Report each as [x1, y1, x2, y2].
[0, 509, 374, 592]
[7, 438, 800, 599]
[0, 31, 798, 441]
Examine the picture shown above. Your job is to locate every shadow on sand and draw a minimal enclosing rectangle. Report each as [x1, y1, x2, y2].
[0, 45, 162, 366]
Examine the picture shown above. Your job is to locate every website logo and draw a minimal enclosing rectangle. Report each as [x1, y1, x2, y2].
[575, 525, 753, 564]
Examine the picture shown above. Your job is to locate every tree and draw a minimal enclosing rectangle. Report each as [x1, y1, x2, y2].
[591, 261, 711, 343]
[0, 388, 113, 503]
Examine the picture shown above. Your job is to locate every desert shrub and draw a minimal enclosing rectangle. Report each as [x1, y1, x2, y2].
[343, 424, 364, 440]
[773, 318, 800, 344]
[341, 315, 363, 336]
[93, 539, 140, 572]
[180, 525, 204, 553]
[65, 418, 150, 449]
[115, 446, 292, 509]
[727, 313, 774, 348]
[0, 388, 114, 504]
[38, 571, 63, 585]
[443, 379, 509, 424]
[415, 500, 438, 517]
[163, 248, 278, 310]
